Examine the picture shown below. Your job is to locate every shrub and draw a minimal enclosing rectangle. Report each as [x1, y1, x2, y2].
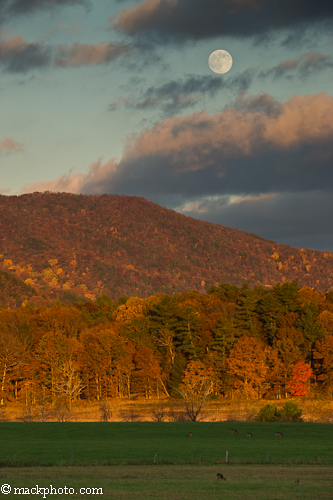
[256, 401, 304, 422]
[279, 401, 303, 422]
[256, 404, 280, 422]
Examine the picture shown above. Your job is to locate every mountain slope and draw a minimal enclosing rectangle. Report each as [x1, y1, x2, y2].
[0, 191, 332, 306]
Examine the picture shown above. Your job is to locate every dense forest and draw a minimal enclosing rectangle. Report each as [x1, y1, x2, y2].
[1, 281, 333, 409]
[1, 192, 333, 310]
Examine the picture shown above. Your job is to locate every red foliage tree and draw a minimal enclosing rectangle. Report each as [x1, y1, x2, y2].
[287, 361, 313, 396]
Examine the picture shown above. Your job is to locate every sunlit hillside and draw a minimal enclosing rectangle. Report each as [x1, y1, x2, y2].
[0, 192, 332, 307]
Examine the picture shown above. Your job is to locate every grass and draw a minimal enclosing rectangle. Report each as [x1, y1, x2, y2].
[0, 465, 332, 499]
[1, 421, 333, 466]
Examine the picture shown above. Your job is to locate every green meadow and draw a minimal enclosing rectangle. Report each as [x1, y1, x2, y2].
[0, 466, 332, 500]
[1, 422, 333, 466]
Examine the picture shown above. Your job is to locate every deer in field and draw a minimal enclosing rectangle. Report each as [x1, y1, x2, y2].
[247, 432, 253, 437]
[276, 431, 284, 437]
[231, 429, 239, 435]
[217, 473, 226, 481]
[295, 479, 299, 487]
[188, 432, 192, 438]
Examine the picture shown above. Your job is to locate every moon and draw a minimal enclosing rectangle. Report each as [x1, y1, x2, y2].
[208, 50, 233, 74]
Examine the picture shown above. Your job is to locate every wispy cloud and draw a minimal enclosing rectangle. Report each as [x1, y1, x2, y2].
[0, 36, 51, 71]
[0, 136, 24, 153]
[54, 41, 134, 67]
[1, 0, 87, 18]
[260, 51, 333, 79]
[108, 70, 254, 116]
[0, 35, 135, 72]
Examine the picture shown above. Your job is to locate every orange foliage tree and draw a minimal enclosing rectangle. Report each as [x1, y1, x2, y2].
[227, 334, 268, 399]
[134, 346, 167, 399]
[178, 360, 217, 421]
[313, 335, 333, 396]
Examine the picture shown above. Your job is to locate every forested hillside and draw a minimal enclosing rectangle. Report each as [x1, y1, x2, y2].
[0, 191, 333, 308]
[1, 282, 332, 408]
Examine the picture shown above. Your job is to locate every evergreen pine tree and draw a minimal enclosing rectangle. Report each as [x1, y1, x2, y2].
[234, 283, 259, 335]
[257, 292, 281, 344]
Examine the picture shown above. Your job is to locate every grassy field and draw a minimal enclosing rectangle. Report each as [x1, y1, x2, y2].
[0, 465, 332, 499]
[1, 421, 333, 466]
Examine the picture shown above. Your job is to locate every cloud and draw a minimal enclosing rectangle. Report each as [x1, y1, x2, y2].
[20, 159, 117, 195]
[178, 191, 333, 251]
[111, 0, 333, 42]
[109, 70, 254, 115]
[108, 53, 331, 116]
[20, 91, 333, 250]
[0, 35, 134, 72]
[0, 35, 51, 71]
[231, 92, 282, 116]
[20, 168, 93, 194]
[0, 0, 87, 18]
[260, 51, 333, 79]
[24, 92, 333, 199]
[54, 41, 134, 67]
[136, 93, 203, 115]
[108, 96, 132, 112]
[0, 136, 24, 152]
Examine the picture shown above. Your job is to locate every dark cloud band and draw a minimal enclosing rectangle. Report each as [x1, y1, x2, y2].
[112, 0, 333, 42]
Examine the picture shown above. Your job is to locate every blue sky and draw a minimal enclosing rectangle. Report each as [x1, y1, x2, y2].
[1, 0, 333, 251]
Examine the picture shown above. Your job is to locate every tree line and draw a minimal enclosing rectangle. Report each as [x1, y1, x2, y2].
[1, 280, 333, 409]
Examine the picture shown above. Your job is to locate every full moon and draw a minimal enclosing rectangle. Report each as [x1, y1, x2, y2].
[208, 50, 233, 74]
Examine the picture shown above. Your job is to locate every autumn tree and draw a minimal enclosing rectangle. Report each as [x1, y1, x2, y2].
[298, 287, 325, 308]
[178, 360, 216, 421]
[114, 296, 145, 323]
[32, 305, 87, 339]
[79, 328, 127, 400]
[154, 327, 176, 371]
[0, 331, 26, 404]
[273, 313, 305, 396]
[54, 359, 85, 411]
[287, 361, 313, 396]
[313, 335, 333, 396]
[264, 347, 285, 398]
[36, 331, 80, 404]
[176, 292, 229, 351]
[316, 310, 333, 335]
[133, 346, 168, 399]
[114, 340, 135, 398]
[227, 334, 268, 399]
[36, 331, 76, 403]
[206, 283, 239, 303]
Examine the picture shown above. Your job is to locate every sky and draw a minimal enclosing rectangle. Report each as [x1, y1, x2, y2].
[1, 0, 333, 251]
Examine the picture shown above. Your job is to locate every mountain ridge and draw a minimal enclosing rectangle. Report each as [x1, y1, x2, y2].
[0, 191, 332, 308]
